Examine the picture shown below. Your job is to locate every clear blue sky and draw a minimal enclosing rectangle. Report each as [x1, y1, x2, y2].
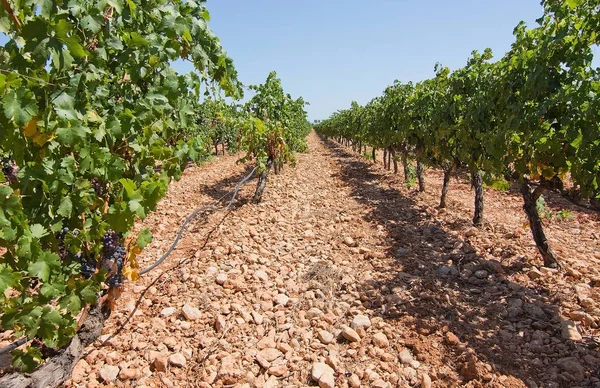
[199, 0, 546, 121]
[3, 1, 596, 121]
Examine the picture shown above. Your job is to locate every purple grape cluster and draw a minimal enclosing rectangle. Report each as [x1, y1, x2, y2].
[2, 161, 18, 185]
[76, 252, 97, 279]
[90, 177, 106, 197]
[101, 230, 126, 287]
[55, 227, 70, 261]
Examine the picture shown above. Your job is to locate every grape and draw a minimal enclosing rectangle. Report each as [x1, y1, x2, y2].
[90, 177, 106, 197]
[76, 252, 97, 279]
[101, 230, 126, 287]
[2, 161, 18, 185]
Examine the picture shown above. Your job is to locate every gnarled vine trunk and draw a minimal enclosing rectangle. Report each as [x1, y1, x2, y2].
[416, 160, 425, 192]
[401, 152, 409, 183]
[392, 149, 398, 174]
[383, 148, 388, 169]
[0, 303, 109, 388]
[253, 158, 273, 203]
[439, 164, 454, 208]
[471, 170, 484, 226]
[372, 147, 376, 162]
[520, 181, 561, 268]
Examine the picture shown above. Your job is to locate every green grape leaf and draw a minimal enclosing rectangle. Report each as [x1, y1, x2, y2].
[136, 227, 153, 248]
[3, 89, 39, 126]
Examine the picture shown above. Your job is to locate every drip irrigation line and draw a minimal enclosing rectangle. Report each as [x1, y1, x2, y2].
[139, 165, 256, 275]
[0, 165, 257, 356]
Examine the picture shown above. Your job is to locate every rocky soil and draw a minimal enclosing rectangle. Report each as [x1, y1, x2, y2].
[61, 132, 599, 387]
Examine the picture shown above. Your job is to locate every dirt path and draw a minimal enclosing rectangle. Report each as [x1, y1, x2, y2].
[67, 132, 600, 388]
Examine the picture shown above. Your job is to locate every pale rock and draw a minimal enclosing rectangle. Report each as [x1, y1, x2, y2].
[71, 359, 89, 383]
[318, 330, 335, 345]
[160, 307, 177, 317]
[528, 268, 543, 280]
[182, 304, 201, 321]
[319, 372, 335, 388]
[344, 236, 357, 247]
[465, 227, 478, 237]
[252, 311, 264, 324]
[119, 368, 141, 380]
[399, 349, 414, 365]
[372, 380, 389, 388]
[275, 294, 290, 306]
[421, 373, 432, 388]
[254, 270, 268, 282]
[267, 364, 288, 377]
[216, 273, 228, 285]
[312, 362, 335, 388]
[169, 353, 187, 368]
[307, 307, 324, 319]
[372, 332, 389, 348]
[349, 374, 361, 387]
[351, 315, 371, 330]
[341, 326, 361, 342]
[257, 336, 276, 349]
[561, 320, 583, 341]
[99, 365, 120, 383]
[256, 354, 271, 369]
[258, 348, 282, 362]
[215, 315, 226, 332]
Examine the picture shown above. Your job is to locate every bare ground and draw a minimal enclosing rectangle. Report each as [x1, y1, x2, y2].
[59, 131, 600, 387]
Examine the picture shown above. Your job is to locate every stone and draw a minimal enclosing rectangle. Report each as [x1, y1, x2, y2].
[71, 359, 89, 383]
[561, 320, 583, 341]
[341, 326, 361, 342]
[182, 304, 201, 321]
[169, 353, 187, 368]
[119, 368, 140, 380]
[275, 293, 290, 306]
[99, 365, 120, 383]
[465, 227, 478, 237]
[349, 374, 361, 387]
[319, 372, 335, 388]
[399, 349, 414, 365]
[372, 332, 389, 348]
[351, 315, 371, 330]
[160, 307, 177, 317]
[312, 362, 336, 388]
[344, 236, 357, 247]
[474, 270, 488, 279]
[218, 362, 243, 385]
[421, 373, 432, 388]
[258, 348, 282, 362]
[437, 266, 459, 276]
[252, 311, 264, 325]
[555, 357, 584, 381]
[307, 307, 324, 319]
[372, 380, 389, 388]
[460, 359, 479, 381]
[267, 364, 288, 377]
[153, 354, 168, 372]
[216, 273, 228, 285]
[528, 268, 543, 280]
[318, 330, 335, 345]
[254, 270, 268, 281]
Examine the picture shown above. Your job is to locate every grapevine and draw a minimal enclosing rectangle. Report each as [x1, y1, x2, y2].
[316, 0, 599, 269]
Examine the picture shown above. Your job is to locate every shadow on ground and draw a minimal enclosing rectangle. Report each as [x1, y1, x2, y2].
[196, 164, 257, 204]
[320, 136, 599, 388]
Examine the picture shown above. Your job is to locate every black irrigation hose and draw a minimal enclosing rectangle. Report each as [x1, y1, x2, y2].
[0, 166, 257, 356]
[0, 337, 27, 356]
[139, 165, 257, 275]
